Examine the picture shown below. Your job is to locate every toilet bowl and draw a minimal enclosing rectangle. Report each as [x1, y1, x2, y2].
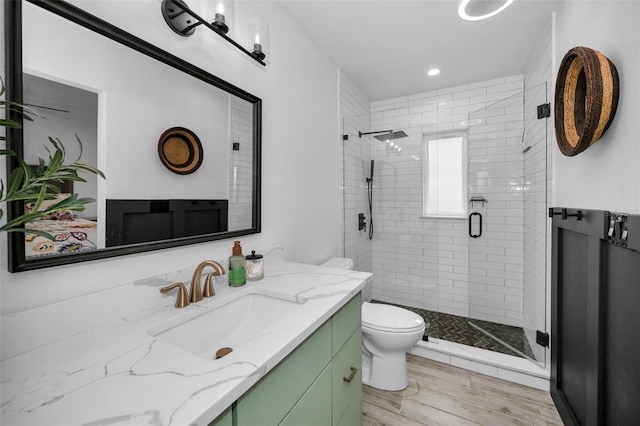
[361, 302, 425, 391]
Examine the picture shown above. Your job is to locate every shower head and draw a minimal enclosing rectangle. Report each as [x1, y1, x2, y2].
[358, 129, 408, 141]
[373, 131, 408, 141]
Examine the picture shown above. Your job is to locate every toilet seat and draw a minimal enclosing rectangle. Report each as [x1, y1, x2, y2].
[362, 302, 425, 333]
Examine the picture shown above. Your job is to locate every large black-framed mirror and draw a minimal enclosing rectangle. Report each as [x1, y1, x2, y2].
[4, 0, 262, 272]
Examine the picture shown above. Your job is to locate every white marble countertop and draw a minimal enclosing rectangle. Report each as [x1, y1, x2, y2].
[1, 259, 370, 426]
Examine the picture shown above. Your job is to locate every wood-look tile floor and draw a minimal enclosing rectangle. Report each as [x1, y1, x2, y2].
[362, 354, 564, 426]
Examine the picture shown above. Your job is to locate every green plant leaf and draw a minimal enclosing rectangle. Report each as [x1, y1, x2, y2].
[1, 210, 48, 230]
[19, 160, 32, 190]
[1, 78, 106, 234]
[31, 184, 49, 213]
[74, 134, 84, 163]
[74, 163, 106, 179]
[0, 119, 21, 128]
[1, 226, 54, 241]
[6, 167, 25, 198]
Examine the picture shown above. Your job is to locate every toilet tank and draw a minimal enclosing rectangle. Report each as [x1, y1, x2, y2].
[320, 258, 373, 302]
[320, 257, 354, 270]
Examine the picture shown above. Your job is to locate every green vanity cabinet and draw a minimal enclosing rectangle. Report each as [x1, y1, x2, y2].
[209, 406, 232, 426]
[331, 329, 362, 425]
[233, 292, 362, 426]
[331, 294, 363, 426]
[279, 365, 333, 426]
[236, 321, 332, 425]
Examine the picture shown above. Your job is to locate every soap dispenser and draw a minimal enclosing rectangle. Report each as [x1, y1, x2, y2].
[228, 241, 246, 287]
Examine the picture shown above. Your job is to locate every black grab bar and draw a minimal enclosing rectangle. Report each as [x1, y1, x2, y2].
[469, 212, 482, 238]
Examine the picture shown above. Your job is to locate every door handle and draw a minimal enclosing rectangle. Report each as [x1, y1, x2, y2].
[469, 212, 482, 238]
[343, 366, 358, 382]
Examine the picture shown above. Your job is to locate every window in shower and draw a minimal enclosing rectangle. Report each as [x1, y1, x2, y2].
[422, 132, 468, 218]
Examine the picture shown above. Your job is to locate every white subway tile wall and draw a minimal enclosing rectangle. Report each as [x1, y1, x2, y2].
[369, 75, 527, 327]
[340, 73, 372, 274]
[228, 97, 253, 231]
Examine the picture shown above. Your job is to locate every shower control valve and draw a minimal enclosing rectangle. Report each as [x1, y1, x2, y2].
[358, 213, 366, 231]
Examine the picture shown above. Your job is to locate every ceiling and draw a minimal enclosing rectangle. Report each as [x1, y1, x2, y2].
[278, 0, 563, 101]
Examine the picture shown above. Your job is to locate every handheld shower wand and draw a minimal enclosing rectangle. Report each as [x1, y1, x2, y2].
[366, 160, 374, 240]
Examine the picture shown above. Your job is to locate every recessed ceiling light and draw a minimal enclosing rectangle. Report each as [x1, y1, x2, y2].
[427, 68, 440, 77]
[457, 0, 515, 21]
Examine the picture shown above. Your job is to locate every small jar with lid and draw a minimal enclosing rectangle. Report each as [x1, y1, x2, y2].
[245, 250, 264, 281]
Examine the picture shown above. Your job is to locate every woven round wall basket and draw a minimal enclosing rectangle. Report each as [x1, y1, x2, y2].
[157, 127, 203, 175]
[554, 46, 619, 157]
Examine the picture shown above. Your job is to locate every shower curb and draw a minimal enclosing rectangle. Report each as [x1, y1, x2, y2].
[409, 338, 550, 391]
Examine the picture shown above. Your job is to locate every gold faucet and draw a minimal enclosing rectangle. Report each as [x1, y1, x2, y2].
[190, 260, 226, 303]
[160, 282, 190, 308]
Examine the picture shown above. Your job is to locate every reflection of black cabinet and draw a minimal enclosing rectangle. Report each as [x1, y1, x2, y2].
[551, 208, 640, 425]
[106, 199, 228, 247]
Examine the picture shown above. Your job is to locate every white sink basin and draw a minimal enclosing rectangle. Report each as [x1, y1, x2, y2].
[148, 289, 305, 360]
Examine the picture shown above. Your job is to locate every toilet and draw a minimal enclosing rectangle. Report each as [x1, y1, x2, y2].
[361, 301, 425, 390]
[320, 257, 426, 391]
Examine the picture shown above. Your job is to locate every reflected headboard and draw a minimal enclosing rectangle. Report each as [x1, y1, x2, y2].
[105, 199, 228, 247]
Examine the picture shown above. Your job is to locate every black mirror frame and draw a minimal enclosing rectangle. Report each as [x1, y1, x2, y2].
[4, 0, 262, 273]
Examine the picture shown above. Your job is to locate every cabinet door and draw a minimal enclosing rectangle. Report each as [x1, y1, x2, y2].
[208, 406, 232, 426]
[279, 365, 332, 426]
[237, 321, 331, 426]
[336, 386, 362, 426]
[332, 329, 362, 425]
[332, 293, 361, 357]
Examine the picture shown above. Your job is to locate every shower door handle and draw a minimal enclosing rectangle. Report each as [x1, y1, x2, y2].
[469, 212, 482, 238]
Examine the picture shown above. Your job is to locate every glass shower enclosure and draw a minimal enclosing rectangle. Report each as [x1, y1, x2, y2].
[341, 82, 549, 368]
[465, 82, 549, 365]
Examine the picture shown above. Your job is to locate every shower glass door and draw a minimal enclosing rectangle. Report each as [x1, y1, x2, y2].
[341, 114, 373, 274]
[465, 82, 548, 367]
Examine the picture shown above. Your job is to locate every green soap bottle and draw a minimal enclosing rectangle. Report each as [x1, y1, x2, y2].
[228, 240, 246, 287]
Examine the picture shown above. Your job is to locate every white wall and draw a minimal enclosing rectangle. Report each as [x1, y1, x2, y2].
[0, 0, 341, 314]
[24, 2, 230, 200]
[552, 1, 640, 213]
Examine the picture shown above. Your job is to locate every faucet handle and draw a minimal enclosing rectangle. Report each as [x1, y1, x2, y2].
[203, 273, 216, 298]
[160, 282, 190, 308]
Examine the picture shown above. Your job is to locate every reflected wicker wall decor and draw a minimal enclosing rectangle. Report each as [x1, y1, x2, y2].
[554, 46, 619, 157]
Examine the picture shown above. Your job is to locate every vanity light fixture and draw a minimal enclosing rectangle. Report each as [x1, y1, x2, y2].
[248, 18, 269, 62]
[211, 0, 230, 34]
[457, 0, 515, 21]
[161, 0, 267, 66]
